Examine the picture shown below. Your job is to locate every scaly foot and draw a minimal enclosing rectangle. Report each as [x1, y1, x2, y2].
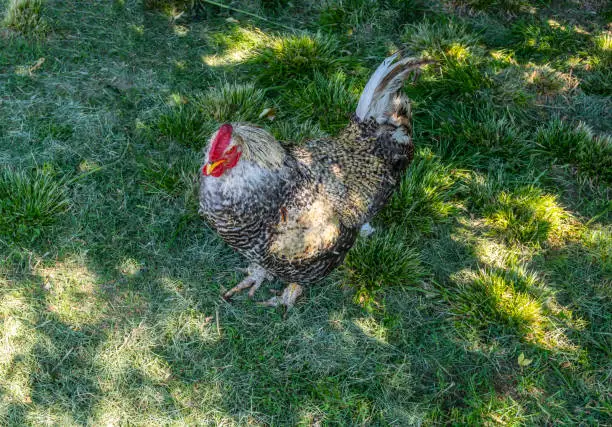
[223, 264, 272, 300]
[259, 283, 303, 309]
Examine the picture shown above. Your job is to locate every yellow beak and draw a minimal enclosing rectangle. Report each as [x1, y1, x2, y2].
[205, 159, 225, 175]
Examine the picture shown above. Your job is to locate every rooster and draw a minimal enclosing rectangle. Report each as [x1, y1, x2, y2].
[199, 53, 430, 309]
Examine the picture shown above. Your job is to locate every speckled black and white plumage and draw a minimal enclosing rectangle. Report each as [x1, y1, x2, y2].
[199, 54, 430, 287]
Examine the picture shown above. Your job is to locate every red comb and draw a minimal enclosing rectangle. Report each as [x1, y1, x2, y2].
[209, 124, 233, 161]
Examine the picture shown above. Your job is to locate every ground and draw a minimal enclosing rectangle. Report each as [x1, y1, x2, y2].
[0, 0, 610, 425]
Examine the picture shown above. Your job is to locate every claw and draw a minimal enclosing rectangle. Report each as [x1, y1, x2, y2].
[223, 276, 255, 300]
[247, 280, 264, 298]
[258, 283, 303, 310]
[223, 264, 271, 300]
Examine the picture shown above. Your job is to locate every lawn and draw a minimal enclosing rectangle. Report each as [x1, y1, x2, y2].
[0, 0, 610, 424]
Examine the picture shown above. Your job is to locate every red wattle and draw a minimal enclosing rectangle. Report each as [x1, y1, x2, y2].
[224, 146, 242, 168]
[210, 165, 224, 177]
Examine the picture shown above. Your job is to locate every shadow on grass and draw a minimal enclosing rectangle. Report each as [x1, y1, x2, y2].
[1, 242, 429, 423]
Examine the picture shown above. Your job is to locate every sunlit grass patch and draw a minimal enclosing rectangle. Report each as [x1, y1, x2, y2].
[473, 237, 525, 271]
[2, 0, 47, 37]
[0, 291, 38, 415]
[489, 62, 577, 117]
[470, 395, 530, 425]
[451, 267, 547, 341]
[594, 31, 611, 53]
[91, 321, 181, 422]
[490, 49, 517, 65]
[343, 229, 425, 311]
[572, 30, 611, 95]
[588, 32, 612, 93]
[484, 186, 571, 245]
[37, 261, 104, 327]
[159, 308, 219, 345]
[286, 71, 358, 134]
[204, 27, 268, 67]
[259, 312, 421, 423]
[380, 148, 460, 233]
[0, 167, 69, 243]
[0, 275, 103, 424]
[403, 19, 482, 60]
[0, 279, 101, 425]
[402, 20, 491, 98]
[535, 119, 612, 182]
[252, 33, 339, 84]
[206, 29, 341, 83]
[95, 322, 168, 382]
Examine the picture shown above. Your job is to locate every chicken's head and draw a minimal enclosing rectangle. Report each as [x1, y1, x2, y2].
[202, 124, 242, 178]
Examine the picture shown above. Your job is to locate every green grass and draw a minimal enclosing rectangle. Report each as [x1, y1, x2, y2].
[252, 32, 340, 85]
[483, 185, 571, 245]
[450, 265, 549, 341]
[0, 0, 610, 424]
[344, 228, 426, 311]
[0, 167, 69, 243]
[535, 119, 612, 182]
[155, 82, 270, 148]
[380, 148, 460, 233]
[2, 0, 46, 37]
[286, 71, 359, 134]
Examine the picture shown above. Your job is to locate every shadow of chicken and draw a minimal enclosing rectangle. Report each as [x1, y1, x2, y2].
[199, 53, 431, 309]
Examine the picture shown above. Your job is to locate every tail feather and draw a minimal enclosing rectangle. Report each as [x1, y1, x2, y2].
[355, 53, 432, 124]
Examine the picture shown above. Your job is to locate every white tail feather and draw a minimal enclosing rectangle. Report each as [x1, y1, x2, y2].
[355, 53, 401, 121]
[355, 54, 432, 123]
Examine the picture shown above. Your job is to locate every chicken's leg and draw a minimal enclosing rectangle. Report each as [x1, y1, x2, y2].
[259, 283, 303, 309]
[223, 264, 272, 300]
